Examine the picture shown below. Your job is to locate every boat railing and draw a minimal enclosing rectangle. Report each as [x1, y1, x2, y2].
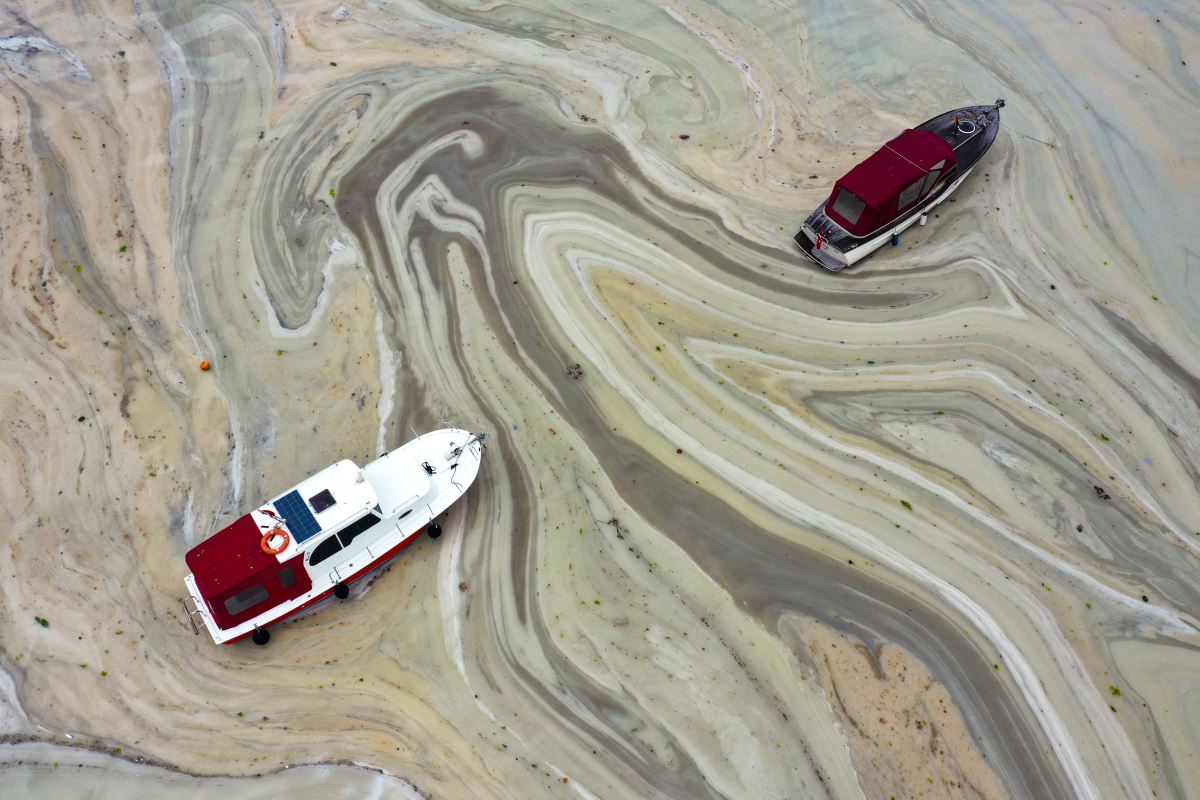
[180, 595, 205, 635]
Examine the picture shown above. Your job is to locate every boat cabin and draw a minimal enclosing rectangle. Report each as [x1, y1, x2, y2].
[824, 128, 957, 236]
[185, 459, 384, 630]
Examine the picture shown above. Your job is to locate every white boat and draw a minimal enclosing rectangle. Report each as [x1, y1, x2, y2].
[182, 429, 487, 645]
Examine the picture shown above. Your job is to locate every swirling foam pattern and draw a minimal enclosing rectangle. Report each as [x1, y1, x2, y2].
[1, 1, 1198, 798]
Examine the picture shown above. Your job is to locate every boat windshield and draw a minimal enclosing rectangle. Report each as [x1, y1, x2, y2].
[831, 188, 866, 224]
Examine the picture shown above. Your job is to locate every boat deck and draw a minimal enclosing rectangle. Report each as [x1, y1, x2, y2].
[918, 104, 1001, 174]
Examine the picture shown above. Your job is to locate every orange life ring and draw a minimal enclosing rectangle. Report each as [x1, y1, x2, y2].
[261, 528, 289, 555]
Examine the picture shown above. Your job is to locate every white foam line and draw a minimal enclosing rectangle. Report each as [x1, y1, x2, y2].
[438, 497, 471, 686]
[698, 340, 1200, 611]
[661, 6, 773, 145]
[249, 237, 353, 339]
[547, 211, 1025, 329]
[226, 409, 246, 508]
[356, 129, 485, 452]
[0, 666, 28, 734]
[435, 500, 602, 800]
[532, 210, 1186, 543]
[374, 309, 398, 456]
[182, 488, 196, 546]
[0, 36, 91, 80]
[347, 765, 426, 800]
[805, 353, 1188, 547]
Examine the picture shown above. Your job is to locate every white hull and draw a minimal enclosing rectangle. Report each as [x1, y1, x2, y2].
[804, 166, 975, 269]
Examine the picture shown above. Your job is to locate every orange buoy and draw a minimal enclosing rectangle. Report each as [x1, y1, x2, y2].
[260, 528, 289, 555]
[199, 360, 211, 371]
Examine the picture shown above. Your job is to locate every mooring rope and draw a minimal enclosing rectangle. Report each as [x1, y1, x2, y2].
[1006, 125, 1056, 148]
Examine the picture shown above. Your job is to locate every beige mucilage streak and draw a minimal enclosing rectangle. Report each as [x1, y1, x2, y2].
[1, 1, 1198, 799]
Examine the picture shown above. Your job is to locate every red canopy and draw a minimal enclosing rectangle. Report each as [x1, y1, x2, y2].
[186, 514, 312, 629]
[825, 128, 956, 235]
[186, 514, 279, 597]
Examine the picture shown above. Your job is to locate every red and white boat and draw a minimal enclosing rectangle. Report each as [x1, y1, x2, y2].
[796, 100, 1005, 271]
[182, 429, 487, 645]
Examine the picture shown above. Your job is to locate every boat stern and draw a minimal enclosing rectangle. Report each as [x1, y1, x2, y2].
[795, 227, 849, 272]
[182, 573, 230, 644]
[795, 208, 852, 272]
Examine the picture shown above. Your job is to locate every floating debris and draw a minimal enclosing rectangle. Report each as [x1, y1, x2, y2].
[1093, 485, 1111, 500]
[566, 363, 583, 380]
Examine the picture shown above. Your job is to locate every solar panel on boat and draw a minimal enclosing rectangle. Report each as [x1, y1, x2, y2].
[273, 489, 322, 543]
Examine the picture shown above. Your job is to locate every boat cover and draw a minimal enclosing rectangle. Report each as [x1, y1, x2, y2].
[826, 128, 956, 235]
[186, 514, 312, 629]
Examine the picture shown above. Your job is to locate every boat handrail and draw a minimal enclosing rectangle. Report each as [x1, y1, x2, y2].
[181, 595, 205, 635]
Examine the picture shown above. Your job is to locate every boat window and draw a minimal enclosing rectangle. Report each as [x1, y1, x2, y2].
[921, 161, 946, 196]
[898, 177, 923, 210]
[223, 583, 269, 616]
[277, 565, 296, 588]
[338, 513, 381, 547]
[830, 188, 866, 224]
[921, 169, 941, 196]
[398, 509, 412, 519]
[309, 534, 343, 566]
[309, 489, 336, 514]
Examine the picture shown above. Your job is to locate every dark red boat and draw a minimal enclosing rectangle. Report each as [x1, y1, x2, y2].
[796, 100, 1005, 270]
